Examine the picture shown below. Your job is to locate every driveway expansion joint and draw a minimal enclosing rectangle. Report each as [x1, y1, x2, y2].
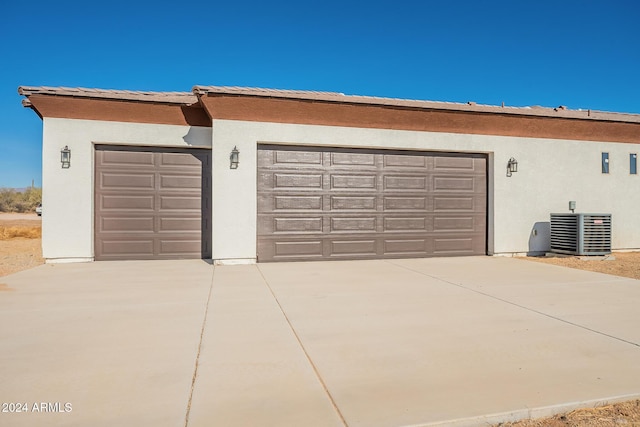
[256, 265, 349, 427]
[184, 265, 216, 427]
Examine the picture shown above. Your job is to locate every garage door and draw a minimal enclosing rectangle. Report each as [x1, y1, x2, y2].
[257, 145, 486, 262]
[95, 145, 211, 260]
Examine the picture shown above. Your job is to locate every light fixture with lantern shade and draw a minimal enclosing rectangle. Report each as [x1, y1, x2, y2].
[61, 146, 71, 168]
[230, 146, 240, 169]
[506, 157, 518, 177]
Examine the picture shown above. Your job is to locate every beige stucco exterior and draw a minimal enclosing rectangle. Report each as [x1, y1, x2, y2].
[40, 115, 639, 263]
[211, 119, 639, 262]
[41, 118, 211, 261]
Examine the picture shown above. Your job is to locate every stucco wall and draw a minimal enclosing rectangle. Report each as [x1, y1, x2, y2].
[42, 118, 211, 261]
[211, 119, 640, 260]
[42, 117, 639, 262]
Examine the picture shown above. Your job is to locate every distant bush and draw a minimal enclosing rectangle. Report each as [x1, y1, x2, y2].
[0, 188, 42, 213]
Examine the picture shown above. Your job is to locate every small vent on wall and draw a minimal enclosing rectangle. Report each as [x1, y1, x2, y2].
[550, 213, 611, 256]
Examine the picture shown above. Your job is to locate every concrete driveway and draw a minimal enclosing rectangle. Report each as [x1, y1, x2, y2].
[1, 257, 639, 426]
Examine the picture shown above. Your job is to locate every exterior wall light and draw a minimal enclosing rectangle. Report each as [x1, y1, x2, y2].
[61, 145, 71, 168]
[230, 146, 239, 169]
[506, 157, 518, 177]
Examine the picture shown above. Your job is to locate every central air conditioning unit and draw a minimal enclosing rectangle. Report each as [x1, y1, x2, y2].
[550, 213, 612, 256]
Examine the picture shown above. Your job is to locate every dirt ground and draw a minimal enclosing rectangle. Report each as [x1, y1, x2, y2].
[519, 252, 640, 280]
[497, 399, 640, 426]
[1, 213, 639, 425]
[0, 213, 44, 277]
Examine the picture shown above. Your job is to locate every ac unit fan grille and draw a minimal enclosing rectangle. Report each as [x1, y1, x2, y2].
[550, 213, 611, 256]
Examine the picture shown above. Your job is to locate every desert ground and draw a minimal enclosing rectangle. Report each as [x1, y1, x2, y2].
[0, 213, 43, 276]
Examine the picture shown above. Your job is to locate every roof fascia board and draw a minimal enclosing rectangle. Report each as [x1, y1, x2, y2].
[21, 93, 210, 127]
[196, 91, 640, 144]
[193, 85, 640, 125]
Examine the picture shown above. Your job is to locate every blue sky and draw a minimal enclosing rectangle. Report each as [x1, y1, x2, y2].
[1, 0, 638, 188]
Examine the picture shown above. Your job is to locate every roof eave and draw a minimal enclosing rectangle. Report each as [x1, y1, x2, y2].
[193, 85, 640, 124]
[18, 86, 198, 105]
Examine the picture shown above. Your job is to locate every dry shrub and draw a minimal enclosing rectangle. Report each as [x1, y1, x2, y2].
[0, 226, 42, 240]
[0, 187, 42, 213]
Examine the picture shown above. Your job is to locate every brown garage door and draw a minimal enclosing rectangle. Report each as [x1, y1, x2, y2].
[257, 145, 486, 262]
[95, 145, 211, 260]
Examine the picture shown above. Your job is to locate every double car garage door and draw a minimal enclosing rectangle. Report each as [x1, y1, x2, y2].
[94, 145, 485, 262]
[257, 145, 487, 262]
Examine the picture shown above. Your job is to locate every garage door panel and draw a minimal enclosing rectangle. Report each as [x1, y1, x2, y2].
[384, 238, 430, 255]
[384, 196, 428, 211]
[383, 175, 428, 190]
[273, 240, 324, 258]
[331, 175, 377, 190]
[158, 239, 202, 256]
[434, 156, 476, 170]
[330, 196, 377, 211]
[274, 173, 323, 189]
[159, 195, 201, 210]
[100, 195, 155, 210]
[101, 151, 155, 166]
[100, 172, 155, 190]
[273, 217, 324, 233]
[159, 174, 201, 190]
[383, 155, 427, 168]
[330, 217, 377, 233]
[159, 152, 203, 167]
[330, 240, 377, 256]
[159, 217, 201, 232]
[258, 173, 326, 191]
[100, 217, 155, 233]
[263, 195, 324, 211]
[433, 176, 475, 191]
[257, 146, 486, 262]
[100, 240, 155, 257]
[95, 146, 211, 261]
[266, 195, 323, 211]
[383, 217, 428, 232]
[274, 150, 323, 165]
[331, 152, 376, 166]
[433, 196, 478, 212]
[434, 237, 479, 254]
[434, 216, 482, 232]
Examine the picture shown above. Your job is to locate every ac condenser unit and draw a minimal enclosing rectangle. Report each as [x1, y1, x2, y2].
[550, 213, 612, 256]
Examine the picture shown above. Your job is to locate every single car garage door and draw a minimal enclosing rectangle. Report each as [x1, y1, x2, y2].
[257, 145, 486, 262]
[95, 145, 211, 260]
